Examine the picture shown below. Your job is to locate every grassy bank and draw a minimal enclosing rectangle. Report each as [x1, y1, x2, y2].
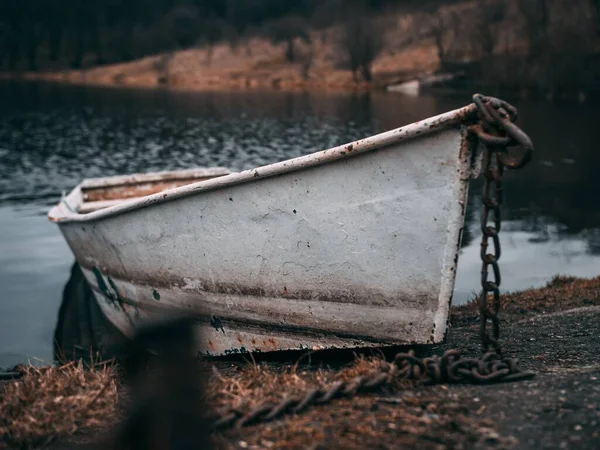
[3, 1, 599, 100]
[1, 26, 438, 93]
[2, 274, 600, 449]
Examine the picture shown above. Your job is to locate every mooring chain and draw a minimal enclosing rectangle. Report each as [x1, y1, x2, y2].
[210, 349, 535, 431]
[208, 94, 536, 432]
[468, 93, 534, 355]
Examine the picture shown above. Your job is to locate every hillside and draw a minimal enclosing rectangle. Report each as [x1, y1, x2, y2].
[3, 0, 600, 98]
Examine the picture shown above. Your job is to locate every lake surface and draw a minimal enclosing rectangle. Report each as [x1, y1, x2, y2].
[1, 80, 599, 367]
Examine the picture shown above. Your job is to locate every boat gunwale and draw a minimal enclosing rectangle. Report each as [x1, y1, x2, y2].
[48, 103, 478, 224]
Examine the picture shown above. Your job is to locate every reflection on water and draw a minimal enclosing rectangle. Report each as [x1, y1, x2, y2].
[1, 80, 599, 366]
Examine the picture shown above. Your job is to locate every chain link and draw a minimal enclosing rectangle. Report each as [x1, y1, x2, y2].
[468, 93, 534, 354]
[478, 150, 504, 353]
[210, 349, 535, 431]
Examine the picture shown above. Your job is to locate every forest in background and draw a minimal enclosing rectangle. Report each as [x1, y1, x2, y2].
[0, 0, 433, 71]
[1, 0, 600, 98]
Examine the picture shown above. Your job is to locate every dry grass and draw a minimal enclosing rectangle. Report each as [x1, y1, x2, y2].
[2, 9, 441, 93]
[206, 353, 414, 417]
[1, 353, 510, 449]
[0, 361, 119, 449]
[2, 353, 494, 449]
[3, 275, 599, 448]
[208, 356, 507, 449]
[454, 275, 600, 322]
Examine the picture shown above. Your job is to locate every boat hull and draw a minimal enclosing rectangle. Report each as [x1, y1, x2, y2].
[50, 106, 481, 356]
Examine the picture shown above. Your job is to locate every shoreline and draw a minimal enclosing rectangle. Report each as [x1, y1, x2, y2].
[2, 68, 595, 105]
[1, 1, 598, 104]
[0, 67, 396, 95]
[0, 35, 440, 95]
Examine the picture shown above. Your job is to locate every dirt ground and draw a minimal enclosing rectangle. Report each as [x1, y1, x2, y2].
[2, 276, 600, 449]
[209, 302, 600, 449]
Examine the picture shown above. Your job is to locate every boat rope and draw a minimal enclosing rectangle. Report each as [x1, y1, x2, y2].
[209, 94, 537, 432]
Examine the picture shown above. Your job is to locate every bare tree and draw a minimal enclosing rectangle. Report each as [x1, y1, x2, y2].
[311, 0, 343, 44]
[162, 5, 202, 50]
[197, 18, 226, 65]
[222, 24, 239, 52]
[300, 46, 314, 80]
[338, 7, 385, 82]
[473, 1, 506, 59]
[517, 0, 549, 56]
[69, 22, 86, 69]
[153, 53, 172, 84]
[47, 4, 65, 63]
[431, 13, 446, 66]
[7, 25, 21, 70]
[0, 25, 6, 67]
[264, 15, 311, 63]
[593, 0, 600, 36]
[25, 23, 43, 71]
[430, 10, 460, 69]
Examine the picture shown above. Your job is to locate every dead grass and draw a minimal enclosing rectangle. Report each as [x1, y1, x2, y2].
[208, 356, 508, 449]
[1, 353, 508, 449]
[3, 275, 600, 448]
[207, 354, 389, 413]
[0, 361, 119, 449]
[1, 11, 441, 93]
[454, 275, 600, 322]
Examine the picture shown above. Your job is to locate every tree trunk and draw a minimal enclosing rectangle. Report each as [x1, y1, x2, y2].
[8, 40, 19, 71]
[591, 0, 600, 36]
[361, 64, 372, 82]
[71, 27, 85, 69]
[119, 24, 134, 62]
[91, 18, 105, 65]
[536, 0, 548, 46]
[433, 16, 446, 67]
[27, 45, 37, 71]
[285, 37, 295, 62]
[49, 26, 63, 62]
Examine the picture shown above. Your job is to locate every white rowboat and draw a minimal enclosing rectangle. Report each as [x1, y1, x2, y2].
[49, 102, 484, 356]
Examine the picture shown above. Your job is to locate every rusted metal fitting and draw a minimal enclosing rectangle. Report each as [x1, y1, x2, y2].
[470, 93, 534, 170]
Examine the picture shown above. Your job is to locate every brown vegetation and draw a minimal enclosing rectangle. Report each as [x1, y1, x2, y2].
[3, 0, 598, 99]
[337, 4, 386, 82]
[1, 350, 505, 449]
[0, 361, 119, 449]
[2, 275, 600, 449]
[455, 274, 600, 320]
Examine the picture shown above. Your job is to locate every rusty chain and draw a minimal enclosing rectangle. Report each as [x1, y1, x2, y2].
[209, 348, 535, 431]
[208, 94, 536, 432]
[468, 93, 534, 354]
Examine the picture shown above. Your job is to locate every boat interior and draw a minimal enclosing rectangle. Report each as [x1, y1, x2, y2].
[76, 167, 231, 214]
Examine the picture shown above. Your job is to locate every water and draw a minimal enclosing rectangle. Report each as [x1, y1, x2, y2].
[1, 81, 599, 367]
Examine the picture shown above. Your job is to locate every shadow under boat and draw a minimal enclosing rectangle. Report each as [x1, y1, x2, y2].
[53, 262, 127, 365]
